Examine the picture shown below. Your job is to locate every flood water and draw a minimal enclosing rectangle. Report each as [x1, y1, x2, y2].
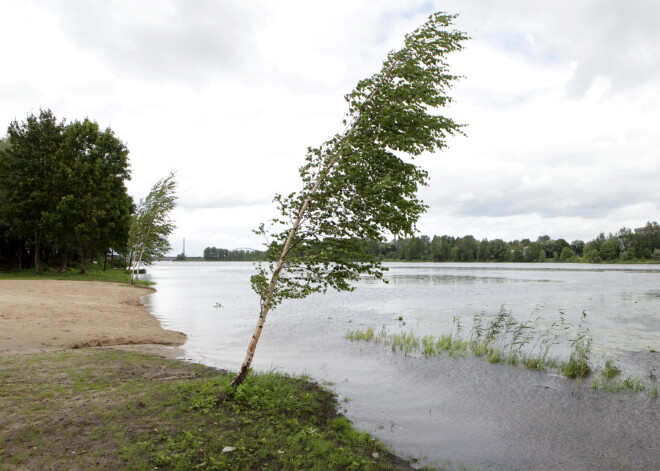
[142, 262, 659, 471]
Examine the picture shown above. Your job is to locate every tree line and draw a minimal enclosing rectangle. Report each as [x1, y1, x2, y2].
[201, 223, 660, 265]
[203, 247, 265, 261]
[0, 109, 176, 273]
[365, 221, 660, 263]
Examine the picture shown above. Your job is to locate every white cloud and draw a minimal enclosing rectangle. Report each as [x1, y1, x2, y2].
[1, 0, 658, 255]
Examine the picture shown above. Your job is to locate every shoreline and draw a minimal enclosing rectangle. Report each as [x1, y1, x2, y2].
[0, 279, 186, 356]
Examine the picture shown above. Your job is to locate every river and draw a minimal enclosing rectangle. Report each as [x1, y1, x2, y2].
[142, 262, 659, 471]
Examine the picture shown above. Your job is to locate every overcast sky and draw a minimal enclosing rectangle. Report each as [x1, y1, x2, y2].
[2, 0, 659, 256]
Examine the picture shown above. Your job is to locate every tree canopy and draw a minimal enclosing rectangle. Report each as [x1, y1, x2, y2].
[0, 110, 132, 272]
[232, 12, 468, 387]
[366, 222, 660, 263]
[127, 172, 177, 283]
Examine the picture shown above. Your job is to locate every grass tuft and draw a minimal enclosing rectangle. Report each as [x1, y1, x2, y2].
[345, 308, 653, 395]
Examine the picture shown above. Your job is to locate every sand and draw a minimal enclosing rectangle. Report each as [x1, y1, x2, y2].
[0, 280, 186, 355]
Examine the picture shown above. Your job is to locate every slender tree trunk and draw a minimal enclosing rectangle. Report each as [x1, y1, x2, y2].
[14, 247, 22, 270]
[230, 156, 341, 388]
[59, 250, 68, 273]
[80, 252, 87, 274]
[34, 239, 42, 273]
[229, 57, 401, 388]
[130, 253, 136, 284]
[131, 248, 145, 284]
[103, 251, 108, 271]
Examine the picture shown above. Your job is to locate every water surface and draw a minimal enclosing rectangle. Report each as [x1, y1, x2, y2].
[143, 262, 659, 470]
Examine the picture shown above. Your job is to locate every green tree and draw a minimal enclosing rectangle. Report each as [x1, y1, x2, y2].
[128, 173, 177, 284]
[231, 12, 467, 388]
[571, 239, 585, 257]
[51, 119, 132, 273]
[431, 234, 453, 261]
[524, 241, 543, 262]
[508, 241, 523, 262]
[551, 238, 570, 259]
[583, 241, 601, 263]
[0, 110, 64, 271]
[490, 238, 510, 262]
[559, 246, 575, 261]
[402, 235, 431, 260]
[455, 235, 478, 261]
[477, 238, 492, 261]
[633, 221, 660, 258]
[598, 238, 619, 261]
[537, 249, 547, 262]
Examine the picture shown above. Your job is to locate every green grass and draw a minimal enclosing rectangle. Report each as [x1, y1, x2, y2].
[601, 376, 646, 393]
[0, 263, 152, 285]
[602, 359, 621, 380]
[345, 308, 655, 396]
[0, 350, 419, 470]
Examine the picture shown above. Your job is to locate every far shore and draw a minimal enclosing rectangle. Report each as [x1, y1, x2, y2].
[0, 280, 186, 355]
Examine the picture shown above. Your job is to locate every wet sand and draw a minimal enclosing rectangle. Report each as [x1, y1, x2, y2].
[0, 280, 186, 355]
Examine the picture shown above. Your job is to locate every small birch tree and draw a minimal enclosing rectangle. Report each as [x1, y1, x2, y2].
[128, 173, 177, 284]
[231, 12, 468, 388]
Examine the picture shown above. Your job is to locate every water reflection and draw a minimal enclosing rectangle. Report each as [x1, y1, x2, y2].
[387, 273, 557, 284]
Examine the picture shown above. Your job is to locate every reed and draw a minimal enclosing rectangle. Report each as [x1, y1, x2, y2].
[345, 308, 654, 395]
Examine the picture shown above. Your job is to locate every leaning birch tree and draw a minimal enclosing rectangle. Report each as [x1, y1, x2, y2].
[231, 12, 468, 387]
[128, 172, 177, 284]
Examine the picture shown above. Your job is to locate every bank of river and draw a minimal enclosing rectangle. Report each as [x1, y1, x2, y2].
[143, 262, 660, 470]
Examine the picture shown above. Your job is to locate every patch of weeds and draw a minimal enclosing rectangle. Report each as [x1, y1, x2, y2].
[346, 308, 649, 395]
[560, 311, 592, 379]
[390, 331, 419, 355]
[602, 359, 621, 380]
[347, 326, 376, 342]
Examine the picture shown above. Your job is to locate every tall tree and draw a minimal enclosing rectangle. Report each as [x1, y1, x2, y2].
[231, 12, 467, 388]
[0, 110, 64, 271]
[50, 119, 132, 273]
[127, 173, 177, 284]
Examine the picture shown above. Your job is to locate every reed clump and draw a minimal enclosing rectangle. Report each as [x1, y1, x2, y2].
[345, 307, 654, 395]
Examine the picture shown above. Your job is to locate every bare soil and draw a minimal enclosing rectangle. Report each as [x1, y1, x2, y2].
[0, 280, 186, 355]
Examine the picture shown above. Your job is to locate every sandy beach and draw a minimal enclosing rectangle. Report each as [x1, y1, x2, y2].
[0, 280, 186, 355]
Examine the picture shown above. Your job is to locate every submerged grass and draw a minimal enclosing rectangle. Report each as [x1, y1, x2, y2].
[0, 350, 419, 470]
[346, 307, 656, 396]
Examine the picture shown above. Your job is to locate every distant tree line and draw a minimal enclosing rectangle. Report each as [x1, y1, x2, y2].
[365, 221, 660, 263]
[203, 247, 265, 261]
[0, 110, 133, 273]
[200, 222, 659, 265]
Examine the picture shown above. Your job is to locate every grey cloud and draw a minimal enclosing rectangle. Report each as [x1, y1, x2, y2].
[447, 186, 648, 219]
[52, 0, 260, 84]
[441, 0, 660, 95]
[565, 0, 660, 95]
[424, 152, 660, 220]
[178, 194, 272, 210]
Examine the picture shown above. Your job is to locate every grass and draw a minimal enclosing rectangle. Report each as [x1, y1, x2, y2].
[0, 349, 420, 470]
[0, 263, 152, 285]
[346, 308, 656, 396]
[602, 359, 622, 380]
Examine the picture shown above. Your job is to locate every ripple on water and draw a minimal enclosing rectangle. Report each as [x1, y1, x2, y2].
[143, 262, 660, 471]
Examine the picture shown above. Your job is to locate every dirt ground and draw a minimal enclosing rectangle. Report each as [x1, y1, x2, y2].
[0, 280, 186, 355]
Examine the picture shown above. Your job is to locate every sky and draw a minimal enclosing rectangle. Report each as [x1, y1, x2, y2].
[1, 0, 659, 256]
